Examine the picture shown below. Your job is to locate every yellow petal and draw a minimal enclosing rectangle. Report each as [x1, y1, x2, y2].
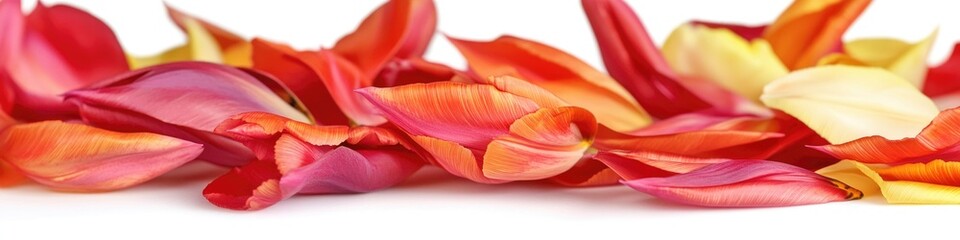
[819, 160, 960, 203]
[128, 18, 225, 69]
[662, 23, 788, 101]
[760, 65, 939, 144]
[830, 30, 938, 87]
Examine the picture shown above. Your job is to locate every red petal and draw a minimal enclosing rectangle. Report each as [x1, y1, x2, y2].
[690, 20, 767, 41]
[581, 0, 712, 118]
[332, 0, 437, 84]
[923, 43, 960, 98]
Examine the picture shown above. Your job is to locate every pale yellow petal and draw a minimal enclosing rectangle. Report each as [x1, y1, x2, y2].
[760, 65, 939, 144]
[662, 24, 788, 101]
[842, 30, 937, 87]
[128, 18, 223, 69]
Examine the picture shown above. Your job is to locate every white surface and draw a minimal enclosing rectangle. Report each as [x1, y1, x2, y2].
[3, 0, 960, 239]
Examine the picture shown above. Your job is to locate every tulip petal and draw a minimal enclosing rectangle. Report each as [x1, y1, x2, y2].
[128, 17, 222, 68]
[820, 161, 960, 204]
[449, 35, 651, 132]
[581, 0, 712, 118]
[4, 2, 128, 120]
[594, 126, 782, 156]
[690, 21, 766, 41]
[65, 62, 309, 165]
[206, 113, 423, 210]
[764, 0, 871, 69]
[410, 135, 506, 184]
[595, 150, 730, 179]
[813, 107, 960, 164]
[549, 159, 622, 187]
[251, 39, 349, 125]
[332, 0, 437, 84]
[357, 82, 541, 149]
[482, 107, 597, 180]
[0, 0, 23, 67]
[761, 65, 939, 144]
[924, 43, 960, 98]
[624, 160, 862, 207]
[874, 160, 960, 186]
[824, 31, 937, 87]
[130, 5, 250, 68]
[662, 23, 788, 101]
[0, 121, 202, 191]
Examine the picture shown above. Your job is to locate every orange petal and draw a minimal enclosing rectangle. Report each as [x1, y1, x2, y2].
[411, 135, 506, 184]
[813, 107, 960, 165]
[448, 35, 651, 132]
[357, 82, 542, 150]
[332, 0, 437, 83]
[594, 125, 782, 157]
[874, 160, 960, 186]
[549, 159, 622, 187]
[764, 0, 871, 69]
[482, 107, 597, 180]
[0, 121, 203, 191]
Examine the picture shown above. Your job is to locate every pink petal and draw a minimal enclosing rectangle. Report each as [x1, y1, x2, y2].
[2, 1, 128, 120]
[65, 62, 309, 166]
[622, 160, 862, 207]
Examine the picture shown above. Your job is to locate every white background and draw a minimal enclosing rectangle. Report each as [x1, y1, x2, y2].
[3, 0, 960, 239]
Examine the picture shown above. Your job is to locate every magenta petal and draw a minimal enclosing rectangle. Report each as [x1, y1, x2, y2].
[622, 160, 861, 207]
[65, 62, 309, 166]
[280, 145, 422, 195]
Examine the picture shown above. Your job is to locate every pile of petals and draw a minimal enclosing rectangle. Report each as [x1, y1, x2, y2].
[2, 0, 959, 211]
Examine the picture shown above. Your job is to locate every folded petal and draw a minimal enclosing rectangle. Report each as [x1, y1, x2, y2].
[410, 135, 506, 184]
[581, 0, 713, 118]
[822, 31, 937, 87]
[813, 107, 960, 164]
[819, 160, 960, 203]
[761, 65, 939, 144]
[764, 0, 871, 69]
[332, 0, 437, 84]
[65, 62, 309, 165]
[449, 35, 651, 132]
[624, 160, 862, 207]
[357, 82, 542, 149]
[482, 107, 597, 180]
[662, 23, 788, 101]
[205, 115, 423, 210]
[4, 2, 128, 120]
[0, 121, 202, 191]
